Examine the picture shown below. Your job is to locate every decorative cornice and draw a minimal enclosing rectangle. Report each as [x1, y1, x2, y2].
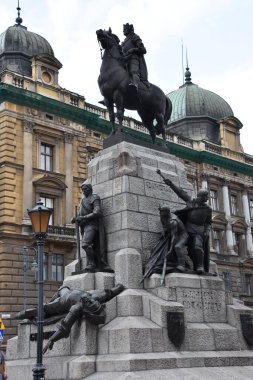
[1, 83, 253, 177]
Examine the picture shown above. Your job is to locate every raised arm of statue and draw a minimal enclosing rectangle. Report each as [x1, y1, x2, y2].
[156, 169, 191, 203]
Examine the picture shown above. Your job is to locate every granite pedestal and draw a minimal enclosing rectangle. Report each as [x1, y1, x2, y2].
[7, 141, 253, 379]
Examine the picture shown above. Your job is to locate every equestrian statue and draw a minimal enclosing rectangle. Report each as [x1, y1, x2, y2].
[96, 24, 172, 145]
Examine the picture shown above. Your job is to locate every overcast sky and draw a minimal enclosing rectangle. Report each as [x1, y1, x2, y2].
[1, 0, 253, 154]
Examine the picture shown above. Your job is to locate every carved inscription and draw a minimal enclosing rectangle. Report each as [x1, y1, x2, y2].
[181, 289, 202, 310]
[145, 181, 167, 192]
[202, 290, 222, 312]
[145, 180, 179, 202]
[181, 289, 222, 313]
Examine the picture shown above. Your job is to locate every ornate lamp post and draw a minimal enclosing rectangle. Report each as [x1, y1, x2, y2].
[28, 199, 51, 380]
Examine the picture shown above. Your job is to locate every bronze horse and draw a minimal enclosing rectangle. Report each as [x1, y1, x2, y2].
[96, 28, 172, 144]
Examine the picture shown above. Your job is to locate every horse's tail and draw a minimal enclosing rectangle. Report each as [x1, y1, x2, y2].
[164, 96, 173, 126]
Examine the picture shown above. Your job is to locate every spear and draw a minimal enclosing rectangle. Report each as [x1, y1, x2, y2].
[75, 205, 82, 271]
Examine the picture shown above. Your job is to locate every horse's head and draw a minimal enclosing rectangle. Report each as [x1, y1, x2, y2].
[96, 28, 120, 50]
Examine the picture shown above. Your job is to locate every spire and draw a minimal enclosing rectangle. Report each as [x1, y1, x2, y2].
[15, 0, 23, 25]
[184, 48, 192, 85]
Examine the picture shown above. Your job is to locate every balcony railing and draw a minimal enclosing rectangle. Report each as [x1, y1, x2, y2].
[83, 102, 253, 165]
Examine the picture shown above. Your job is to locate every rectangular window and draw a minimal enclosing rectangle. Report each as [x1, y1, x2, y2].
[230, 194, 238, 215]
[245, 274, 252, 296]
[213, 229, 222, 253]
[223, 271, 231, 291]
[40, 196, 54, 225]
[249, 200, 253, 219]
[41, 143, 53, 171]
[233, 232, 241, 254]
[210, 189, 219, 211]
[52, 254, 64, 281]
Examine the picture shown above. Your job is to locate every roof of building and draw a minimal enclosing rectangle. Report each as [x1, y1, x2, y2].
[167, 67, 234, 123]
[0, 5, 55, 76]
[0, 24, 54, 58]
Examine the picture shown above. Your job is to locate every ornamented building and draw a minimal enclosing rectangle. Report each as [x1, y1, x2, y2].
[0, 8, 253, 342]
[0, 10, 108, 340]
[166, 67, 253, 305]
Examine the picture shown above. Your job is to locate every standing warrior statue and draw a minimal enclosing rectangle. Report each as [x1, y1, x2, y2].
[121, 23, 148, 91]
[71, 183, 112, 273]
[157, 169, 212, 274]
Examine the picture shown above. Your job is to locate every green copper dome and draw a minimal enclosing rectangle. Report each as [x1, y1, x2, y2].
[0, 25, 54, 57]
[167, 68, 234, 123]
[0, 15, 55, 77]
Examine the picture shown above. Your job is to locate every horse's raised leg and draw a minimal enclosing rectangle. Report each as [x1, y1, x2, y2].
[114, 91, 125, 133]
[104, 99, 116, 136]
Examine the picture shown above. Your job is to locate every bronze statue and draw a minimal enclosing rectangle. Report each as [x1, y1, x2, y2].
[121, 23, 148, 90]
[142, 204, 189, 284]
[71, 183, 112, 273]
[96, 28, 172, 144]
[14, 283, 124, 353]
[157, 169, 212, 274]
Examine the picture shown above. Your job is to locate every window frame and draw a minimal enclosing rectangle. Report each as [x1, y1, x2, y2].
[249, 199, 253, 219]
[245, 274, 252, 296]
[210, 189, 219, 211]
[43, 253, 64, 282]
[230, 193, 238, 215]
[40, 143, 54, 172]
[40, 196, 54, 225]
[222, 271, 231, 291]
[213, 229, 222, 253]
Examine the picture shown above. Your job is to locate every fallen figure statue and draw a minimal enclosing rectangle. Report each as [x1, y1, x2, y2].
[13, 283, 124, 353]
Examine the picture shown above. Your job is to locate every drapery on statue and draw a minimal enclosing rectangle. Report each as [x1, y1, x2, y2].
[71, 183, 112, 273]
[142, 204, 189, 285]
[157, 169, 212, 274]
[96, 27, 172, 145]
[14, 283, 124, 353]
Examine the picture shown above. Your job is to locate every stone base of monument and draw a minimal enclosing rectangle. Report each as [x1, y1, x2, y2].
[7, 270, 253, 380]
[6, 141, 253, 379]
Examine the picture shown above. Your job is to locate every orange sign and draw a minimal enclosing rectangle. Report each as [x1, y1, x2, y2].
[0, 319, 5, 330]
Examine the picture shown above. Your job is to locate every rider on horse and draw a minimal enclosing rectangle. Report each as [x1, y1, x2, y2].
[121, 23, 149, 91]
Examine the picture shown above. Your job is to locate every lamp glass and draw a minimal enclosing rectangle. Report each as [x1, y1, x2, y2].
[28, 200, 52, 234]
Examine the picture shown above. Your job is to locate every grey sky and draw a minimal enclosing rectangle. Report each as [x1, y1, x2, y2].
[1, 0, 252, 153]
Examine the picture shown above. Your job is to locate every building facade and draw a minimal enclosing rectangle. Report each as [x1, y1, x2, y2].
[0, 14, 108, 340]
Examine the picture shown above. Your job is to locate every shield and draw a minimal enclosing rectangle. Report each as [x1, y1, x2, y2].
[240, 313, 253, 346]
[167, 311, 185, 347]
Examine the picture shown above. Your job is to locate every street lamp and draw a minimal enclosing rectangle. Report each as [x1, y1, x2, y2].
[28, 199, 51, 380]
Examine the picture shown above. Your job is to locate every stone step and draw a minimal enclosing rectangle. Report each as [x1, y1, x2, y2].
[7, 355, 75, 380]
[98, 316, 165, 354]
[81, 366, 253, 380]
[94, 351, 253, 373]
[186, 323, 240, 351]
[8, 351, 253, 380]
[116, 289, 146, 317]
